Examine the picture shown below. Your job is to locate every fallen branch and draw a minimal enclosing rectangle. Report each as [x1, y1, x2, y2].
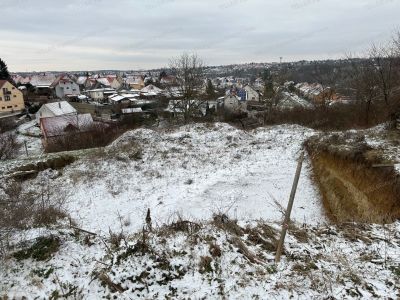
[230, 236, 264, 264]
[97, 272, 126, 293]
[70, 225, 97, 236]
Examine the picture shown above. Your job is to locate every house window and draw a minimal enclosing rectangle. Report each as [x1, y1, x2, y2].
[14, 105, 18, 107]
[5, 96, 10, 101]
[7, 106, 12, 109]
[1, 107, 4, 109]
[0, 97, 2, 100]
[13, 95, 16, 98]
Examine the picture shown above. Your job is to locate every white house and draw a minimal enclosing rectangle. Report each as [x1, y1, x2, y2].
[30, 74, 57, 88]
[52, 77, 80, 99]
[95, 77, 121, 90]
[36, 101, 77, 123]
[140, 84, 163, 95]
[254, 78, 264, 89]
[244, 85, 260, 101]
[224, 95, 243, 112]
[85, 88, 116, 102]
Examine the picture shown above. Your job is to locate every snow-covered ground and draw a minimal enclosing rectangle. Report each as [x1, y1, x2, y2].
[37, 122, 326, 234]
[2, 219, 400, 298]
[2, 122, 400, 299]
[15, 120, 43, 158]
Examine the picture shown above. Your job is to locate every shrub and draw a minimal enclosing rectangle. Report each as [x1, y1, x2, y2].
[0, 118, 17, 133]
[0, 180, 68, 257]
[45, 123, 122, 153]
[260, 102, 390, 130]
[13, 236, 60, 261]
[0, 132, 20, 160]
[199, 256, 213, 274]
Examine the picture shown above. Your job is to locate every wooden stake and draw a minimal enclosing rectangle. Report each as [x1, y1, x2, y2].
[275, 151, 305, 263]
[24, 140, 28, 157]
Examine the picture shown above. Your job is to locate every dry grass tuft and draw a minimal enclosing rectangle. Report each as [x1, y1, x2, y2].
[212, 214, 245, 236]
[198, 256, 213, 274]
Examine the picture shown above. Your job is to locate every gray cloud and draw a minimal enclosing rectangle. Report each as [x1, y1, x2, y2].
[0, 0, 399, 71]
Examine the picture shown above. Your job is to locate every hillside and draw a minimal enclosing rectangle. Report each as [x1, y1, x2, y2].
[1, 123, 399, 298]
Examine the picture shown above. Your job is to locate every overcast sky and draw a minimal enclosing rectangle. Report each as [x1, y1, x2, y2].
[1, 0, 399, 72]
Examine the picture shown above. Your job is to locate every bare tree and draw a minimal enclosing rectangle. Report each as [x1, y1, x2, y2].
[0, 132, 20, 160]
[347, 58, 380, 126]
[168, 52, 206, 123]
[369, 41, 400, 112]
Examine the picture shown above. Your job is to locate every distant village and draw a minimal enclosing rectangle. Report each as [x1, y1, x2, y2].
[0, 60, 359, 154]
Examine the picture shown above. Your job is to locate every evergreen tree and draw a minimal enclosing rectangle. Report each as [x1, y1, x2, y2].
[206, 79, 215, 99]
[0, 58, 11, 81]
[263, 69, 275, 100]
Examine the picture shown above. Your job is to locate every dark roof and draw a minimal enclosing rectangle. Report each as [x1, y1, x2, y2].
[40, 113, 93, 138]
[0, 80, 9, 88]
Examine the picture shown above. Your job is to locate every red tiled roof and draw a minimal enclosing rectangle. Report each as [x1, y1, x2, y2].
[0, 80, 9, 88]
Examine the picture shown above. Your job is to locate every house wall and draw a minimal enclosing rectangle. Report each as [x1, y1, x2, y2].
[110, 79, 122, 90]
[0, 81, 25, 114]
[55, 81, 80, 98]
[36, 105, 54, 122]
[35, 104, 77, 123]
[55, 81, 80, 99]
[129, 83, 145, 90]
[244, 86, 260, 101]
[224, 96, 240, 111]
[88, 91, 104, 101]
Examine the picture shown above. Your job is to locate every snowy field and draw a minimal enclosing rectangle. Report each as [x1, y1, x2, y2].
[43, 122, 327, 234]
[2, 123, 400, 299]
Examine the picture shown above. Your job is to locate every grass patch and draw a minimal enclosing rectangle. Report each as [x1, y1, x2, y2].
[13, 236, 60, 261]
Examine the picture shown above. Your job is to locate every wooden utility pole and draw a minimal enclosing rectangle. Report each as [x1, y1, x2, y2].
[24, 140, 28, 157]
[275, 151, 305, 263]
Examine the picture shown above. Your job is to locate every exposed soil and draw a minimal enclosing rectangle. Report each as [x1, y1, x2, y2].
[306, 132, 400, 223]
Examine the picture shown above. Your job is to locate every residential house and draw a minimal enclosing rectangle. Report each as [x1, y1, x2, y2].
[40, 113, 94, 148]
[160, 75, 176, 85]
[94, 76, 121, 90]
[76, 76, 96, 90]
[51, 76, 80, 99]
[244, 85, 260, 101]
[254, 78, 264, 89]
[125, 76, 145, 90]
[108, 76, 122, 90]
[237, 88, 247, 101]
[29, 73, 57, 102]
[30, 74, 57, 89]
[224, 94, 245, 112]
[278, 92, 313, 109]
[0, 80, 25, 114]
[295, 82, 337, 104]
[122, 107, 142, 114]
[163, 86, 182, 98]
[12, 75, 31, 85]
[109, 94, 131, 105]
[36, 101, 77, 123]
[85, 88, 116, 102]
[140, 84, 163, 98]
